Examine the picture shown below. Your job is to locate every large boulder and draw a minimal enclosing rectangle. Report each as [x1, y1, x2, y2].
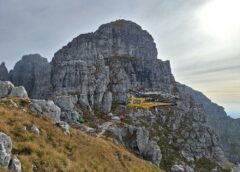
[54, 95, 78, 111]
[9, 156, 22, 172]
[54, 95, 83, 123]
[0, 132, 12, 168]
[10, 54, 51, 99]
[30, 100, 61, 123]
[0, 62, 9, 81]
[9, 86, 28, 99]
[0, 81, 14, 98]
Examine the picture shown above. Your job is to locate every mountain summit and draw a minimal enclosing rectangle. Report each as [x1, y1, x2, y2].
[53, 19, 157, 63]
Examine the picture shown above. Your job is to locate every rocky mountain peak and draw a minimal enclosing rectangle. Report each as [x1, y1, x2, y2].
[10, 54, 51, 99]
[53, 19, 157, 64]
[97, 19, 144, 33]
[22, 53, 48, 62]
[95, 19, 157, 59]
[0, 62, 9, 81]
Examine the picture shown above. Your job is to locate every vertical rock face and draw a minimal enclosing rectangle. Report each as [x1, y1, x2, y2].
[176, 83, 240, 163]
[51, 20, 170, 106]
[0, 62, 9, 81]
[51, 57, 110, 107]
[10, 54, 51, 99]
[105, 57, 176, 103]
[107, 125, 162, 166]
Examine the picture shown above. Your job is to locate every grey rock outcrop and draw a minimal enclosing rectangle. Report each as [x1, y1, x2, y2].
[9, 156, 22, 172]
[102, 91, 112, 113]
[211, 167, 224, 172]
[9, 86, 28, 99]
[107, 125, 162, 166]
[10, 54, 51, 99]
[0, 132, 12, 168]
[54, 95, 83, 123]
[57, 121, 70, 135]
[177, 83, 240, 163]
[30, 125, 40, 135]
[171, 165, 185, 172]
[0, 62, 9, 81]
[30, 100, 61, 123]
[232, 165, 240, 172]
[0, 81, 14, 98]
[171, 165, 194, 172]
[105, 57, 176, 103]
[51, 58, 110, 108]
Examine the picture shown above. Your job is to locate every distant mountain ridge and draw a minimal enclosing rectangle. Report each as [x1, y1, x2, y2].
[177, 82, 240, 163]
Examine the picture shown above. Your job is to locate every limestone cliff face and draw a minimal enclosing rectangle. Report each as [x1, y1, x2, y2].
[9, 54, 51, 99]
[49, 20, 229, 170]
[51, 19, 166, 108]
[105, 57, 176, 103]
[177, 83, 240, 163]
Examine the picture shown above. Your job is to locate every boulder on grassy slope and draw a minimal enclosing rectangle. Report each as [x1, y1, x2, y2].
[30, 99, 61, 123]
[0, 132, 12, 168]
[9, 86, 28, 99]
[0, 81, 14, 98]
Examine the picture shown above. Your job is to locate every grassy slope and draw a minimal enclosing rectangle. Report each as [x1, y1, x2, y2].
[0, 98, 164, 172]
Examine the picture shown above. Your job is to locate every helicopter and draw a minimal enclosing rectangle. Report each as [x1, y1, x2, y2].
[127, 90, 177, 109]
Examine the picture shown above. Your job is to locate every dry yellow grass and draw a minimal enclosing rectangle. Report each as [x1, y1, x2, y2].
[0, 98, 164, 172]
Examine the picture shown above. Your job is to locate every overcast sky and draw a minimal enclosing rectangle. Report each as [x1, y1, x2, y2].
[0, 0, 239, 118]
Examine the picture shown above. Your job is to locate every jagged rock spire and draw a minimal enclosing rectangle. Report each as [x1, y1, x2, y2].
[0, 62, 9, 81]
